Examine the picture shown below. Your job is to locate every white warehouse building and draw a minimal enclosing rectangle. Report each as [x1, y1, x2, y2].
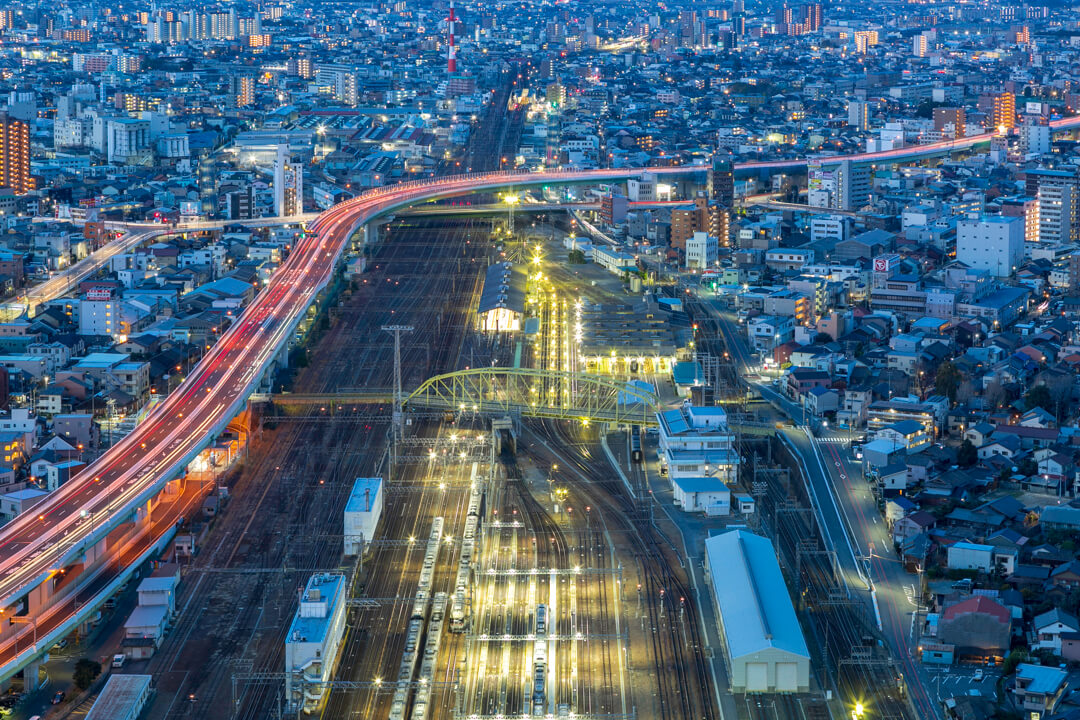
[344, 477, 383, 555]
[285, 573, 348, 714]
[704, 530, 810, 692]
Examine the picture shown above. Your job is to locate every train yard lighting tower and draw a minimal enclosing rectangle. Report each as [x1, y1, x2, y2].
[503, 193, 519, 236]
[382, 325, 414, 473]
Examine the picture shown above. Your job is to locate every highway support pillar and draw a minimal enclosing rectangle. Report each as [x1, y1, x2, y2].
[22, 660, 42, 692]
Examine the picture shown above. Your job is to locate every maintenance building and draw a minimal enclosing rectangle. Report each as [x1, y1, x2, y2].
[704, 529, 810, 692]
[86, 674, 153, 720]
[344, 477, 383, 555]
[285, 573, 348, 714]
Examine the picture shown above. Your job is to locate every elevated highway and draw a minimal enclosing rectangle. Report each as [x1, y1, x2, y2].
[2, 115, 1080, 683]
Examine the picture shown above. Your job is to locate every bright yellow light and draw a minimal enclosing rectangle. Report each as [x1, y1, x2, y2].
[855, 703, 865, 718]
[503, 194, 520, 205]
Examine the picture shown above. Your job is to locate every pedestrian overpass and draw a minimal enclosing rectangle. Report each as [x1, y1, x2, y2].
[259, 368, 777, 434]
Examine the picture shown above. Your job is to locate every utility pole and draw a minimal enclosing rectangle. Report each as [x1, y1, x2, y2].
[382, 325, 414, 478]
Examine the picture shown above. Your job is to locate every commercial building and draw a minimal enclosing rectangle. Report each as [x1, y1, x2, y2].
[0, 114, 32, 194]
[344, 477, 383, 555]
[808, 158, 870, 211]
[956, 216, 1024, 277]
[704, 530, 810, 692]
[936, 595, 1011, 661]
[86, 674, 153, 720]
[685, 231, 718, 270]
[286, 573, 348, 714]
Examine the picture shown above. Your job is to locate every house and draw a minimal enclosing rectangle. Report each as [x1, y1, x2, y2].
[787, 367, 831, 399]
[1032, 608, 1080, 654]
[875, 463, 910, 496]
[803, 386, 840, 416]
[1050, 560, 1080, 588]
[884, 496, 918, 527]
[892, 510, 936, 543]
[977, 435, 1020, 460]
[1011, 664, 1068, 720]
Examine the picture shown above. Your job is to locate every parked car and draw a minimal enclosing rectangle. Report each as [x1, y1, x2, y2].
[973, 670, 984, 681]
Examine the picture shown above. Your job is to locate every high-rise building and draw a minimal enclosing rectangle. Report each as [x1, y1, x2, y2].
[1037, 185, 1073, 245]
[991, 92, 1016, 131]
[912, 33, 928, 57]
[273, 145, 304, 217]
[933, 107, 965, 139]
[848, 100, 870, 131]
[671, 196, 725, 250]
[1026, 168, 1080, 243]
[707, 158, 734, 207]
[0, 115, 33, 195]
[808, 159, 870, 212]
[853, 30, 878, 54]
[236, 76, 255, 107]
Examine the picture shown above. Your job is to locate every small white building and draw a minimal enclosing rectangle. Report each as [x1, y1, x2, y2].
[704, 530, 810, 692]
[344, 477, 383, 555]
[672, 477, 730, 514]
[137, 576, 178, 615]
[685, 231, 718, 270]
[122, 604, 169, 660]
[286, 573, 348, 714]
[946, 541, 995, 573]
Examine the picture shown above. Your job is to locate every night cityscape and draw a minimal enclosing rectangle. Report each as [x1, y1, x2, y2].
[0, 2, 1077, 720]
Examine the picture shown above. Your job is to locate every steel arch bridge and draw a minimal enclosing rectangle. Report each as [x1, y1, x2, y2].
[401, 367, 660, 425]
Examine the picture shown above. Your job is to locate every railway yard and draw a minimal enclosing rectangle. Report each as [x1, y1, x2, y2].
[112, 213, 843, 720]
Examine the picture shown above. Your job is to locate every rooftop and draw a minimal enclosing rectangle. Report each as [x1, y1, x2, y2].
[704, 529, 810, 661]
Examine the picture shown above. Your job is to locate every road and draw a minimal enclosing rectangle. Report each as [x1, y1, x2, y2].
[701, 293, 940, 720]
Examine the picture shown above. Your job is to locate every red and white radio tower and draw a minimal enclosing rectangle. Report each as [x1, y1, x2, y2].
[447, 1, 458, 73]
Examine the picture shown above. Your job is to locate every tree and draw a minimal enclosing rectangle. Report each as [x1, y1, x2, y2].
[73, 658, 101, 690]
[957, 439, 978, 467]
[1002, 650, 1028, 676]
[567, 249, 586, 264]
[935, 361, 962, 402]
[1025, 384, 1052, 412]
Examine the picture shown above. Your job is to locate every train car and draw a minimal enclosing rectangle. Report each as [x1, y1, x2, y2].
[535, 604, 547, 637]
[411, 593, 448, 720]
[631, 425, 643, 463]
[532, 662, 546, 716]
[450, 473, 484, 633]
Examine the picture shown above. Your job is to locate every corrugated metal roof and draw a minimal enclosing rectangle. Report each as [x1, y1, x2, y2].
[705, 530, 810, 660]
[477, 262, 526, 316]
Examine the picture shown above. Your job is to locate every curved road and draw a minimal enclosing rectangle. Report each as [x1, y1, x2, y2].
[3, 113, 1080, 675]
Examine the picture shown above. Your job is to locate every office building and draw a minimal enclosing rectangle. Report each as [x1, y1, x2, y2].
[0, 115, 32, 195]
[686, 231, 718, 270]
[956, 216, 1024, 277]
